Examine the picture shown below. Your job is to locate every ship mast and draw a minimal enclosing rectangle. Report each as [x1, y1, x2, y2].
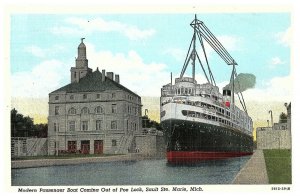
[180, 14, 248, 114]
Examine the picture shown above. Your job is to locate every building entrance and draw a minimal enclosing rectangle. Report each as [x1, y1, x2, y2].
[94, 140, 103, 154]
[68, 141, 77, 153]
[81, 140, 90, 154]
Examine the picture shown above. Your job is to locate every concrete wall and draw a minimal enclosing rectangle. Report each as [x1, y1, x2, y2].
[256, 129, 291, 149]
[135, 129, 165, 158]
[11, 138, 48, 157]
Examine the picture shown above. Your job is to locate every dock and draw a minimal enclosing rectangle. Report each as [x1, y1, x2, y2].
[232, 150, 269, 184]
[11, 153, 144, 169]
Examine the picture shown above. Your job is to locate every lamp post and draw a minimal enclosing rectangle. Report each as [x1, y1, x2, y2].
[143, 109, 148, 128]
[269, 110, 273, 129]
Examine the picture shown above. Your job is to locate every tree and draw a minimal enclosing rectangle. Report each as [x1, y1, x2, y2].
[11, 108, 47, 137]
[279, 112, 287, 123]
[141, 115, 162, 130]
[11, 108, 34, 137]
[33, 123, 48, 137]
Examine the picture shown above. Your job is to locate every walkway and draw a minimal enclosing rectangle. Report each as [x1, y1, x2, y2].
[232, 150, 269, 184]
[11, 153, 144, 169]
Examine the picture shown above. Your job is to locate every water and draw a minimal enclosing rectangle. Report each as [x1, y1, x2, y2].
[11, 156, 250, 186]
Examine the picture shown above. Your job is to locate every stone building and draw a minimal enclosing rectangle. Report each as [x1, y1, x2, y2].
[48, 38, 142, 155]
[256, 103, 291, 149]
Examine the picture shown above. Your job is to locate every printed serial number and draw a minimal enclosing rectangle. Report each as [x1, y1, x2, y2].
[271, 187, 291, 191]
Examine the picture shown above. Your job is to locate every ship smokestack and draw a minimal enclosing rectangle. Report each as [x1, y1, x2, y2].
[223, 89, 231, 107]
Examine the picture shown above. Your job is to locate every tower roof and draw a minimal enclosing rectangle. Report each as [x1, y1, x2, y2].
[78, 38, 86, 48]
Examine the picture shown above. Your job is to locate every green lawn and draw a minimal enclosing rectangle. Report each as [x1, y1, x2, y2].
[263, 149, 291, 184]
[12, 153, 124, 161]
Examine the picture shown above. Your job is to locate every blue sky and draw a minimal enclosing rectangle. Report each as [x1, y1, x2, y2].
[11, 13, 291, 99]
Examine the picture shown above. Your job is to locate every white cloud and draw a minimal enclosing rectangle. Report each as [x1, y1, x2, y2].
[24, 44, 66, 58]
[270, 57, 285, 65]
[241, 75, 291, 102]
[275, 27, 291, 47]
[85, 43, 169, 96]
[163, 48, 186, 61]
[11, 60, 69, 98]
[24, 46, 46, 58]
[51, 26, 82, 35]
[13, 43, 170, 98]
[268, 57, 286, 70]
[51, 17, 156, 41]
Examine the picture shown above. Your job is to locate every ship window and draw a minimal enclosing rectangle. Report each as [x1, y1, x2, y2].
[182, 110, 188, 116]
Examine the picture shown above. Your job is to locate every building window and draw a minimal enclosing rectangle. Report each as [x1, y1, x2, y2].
[68, 107, 76, 115]
[74, 72, 76, 78]
[95, 106, 104, 114]
[69, 121, 75, 131]
[70, 95, 74, 100]
[55, 96, 59, 100]
[111, 121, 117, 130]
[55, 106, 59, 115]
[83, 94, 87, 99]
[96, 94, 100, 99]
[96, 120, 102, 130]
[81, 107, 89, 114]
[112, 140, 117, 147]
[54, 123, 59, 132]
[81, 121, 88, 131]
[112, 104, 117, 113]
[112, 93, 116, 98]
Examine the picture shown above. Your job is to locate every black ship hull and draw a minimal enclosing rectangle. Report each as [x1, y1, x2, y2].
[161, 119, 253, 163]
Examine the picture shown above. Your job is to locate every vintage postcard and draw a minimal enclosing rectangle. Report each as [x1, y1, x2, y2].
[2, 0, 298, 194]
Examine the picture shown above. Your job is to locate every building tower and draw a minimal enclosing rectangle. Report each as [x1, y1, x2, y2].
[70, 38, 92, 83]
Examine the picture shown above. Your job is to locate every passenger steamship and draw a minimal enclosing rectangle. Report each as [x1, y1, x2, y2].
[160, 15, 253, 163]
